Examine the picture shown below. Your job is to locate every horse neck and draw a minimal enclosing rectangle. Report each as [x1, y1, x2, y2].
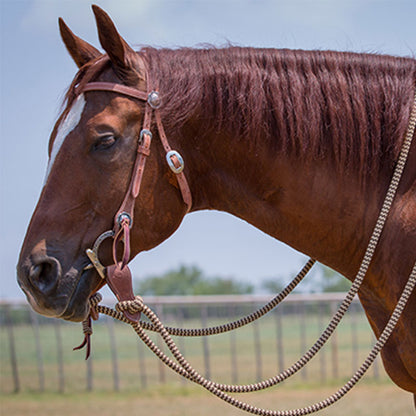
[158, 48, 415, 278]
[183, 127, 379, 278]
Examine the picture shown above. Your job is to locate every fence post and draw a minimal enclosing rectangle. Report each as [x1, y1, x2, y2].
[137, 340, 148, 390]
[318, 302, 326, 382]
[54, 319, 65, 393]
[299, 302, 307, 381]
[176, 307, 187, 385]
[228, 304, 238, 384]
[330, 301, 339, 380]
[201, 305, 211, 380]
[252, 303, 262, 382]
[29, 309, 45, 392]
[86, 350, 93, 391]
[107, 317, 120, 391]
[275, 309, 284, 374]
[155, 303, 166, 384]
[372, 333, 380, 380]
[4, 305, 20, 393]
[351, 303, 358, 374]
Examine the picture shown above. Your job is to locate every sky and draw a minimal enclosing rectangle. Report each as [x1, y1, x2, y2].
[1, 0, 415, 299]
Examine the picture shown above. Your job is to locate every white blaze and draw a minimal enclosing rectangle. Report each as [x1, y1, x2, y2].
[44, 94, 86, 184]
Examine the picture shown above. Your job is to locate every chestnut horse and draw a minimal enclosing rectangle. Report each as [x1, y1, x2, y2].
[17, 5, 416, 402]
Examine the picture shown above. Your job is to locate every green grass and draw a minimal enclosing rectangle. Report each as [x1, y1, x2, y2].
[1, 305, 390, 395]
[1, 303, 414, 415]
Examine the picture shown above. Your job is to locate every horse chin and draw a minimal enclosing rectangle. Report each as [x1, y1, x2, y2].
[22, 288, 68, 318]
[59, 269, 101, 322]
[21, 268, 98, 322]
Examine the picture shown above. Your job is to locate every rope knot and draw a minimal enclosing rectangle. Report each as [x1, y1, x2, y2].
[81, 318, 93, 336]
[116, 295, 144, 315]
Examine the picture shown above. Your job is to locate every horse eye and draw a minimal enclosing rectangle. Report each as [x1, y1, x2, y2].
[94, 135, 117, 151]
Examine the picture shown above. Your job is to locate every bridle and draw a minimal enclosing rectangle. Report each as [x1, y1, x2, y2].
[78, 76, 192, 324]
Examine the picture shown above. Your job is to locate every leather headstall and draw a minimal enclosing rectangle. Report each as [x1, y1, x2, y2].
[79, 77, 192, 325]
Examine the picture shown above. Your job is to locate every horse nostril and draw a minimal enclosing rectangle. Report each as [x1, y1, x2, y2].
[28, 256, 61, 295]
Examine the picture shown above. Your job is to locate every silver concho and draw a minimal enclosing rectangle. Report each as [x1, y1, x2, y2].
[147, 91, 162, 109]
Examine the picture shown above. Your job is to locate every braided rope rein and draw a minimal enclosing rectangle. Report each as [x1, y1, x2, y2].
[96, 261, 416, 416]
[127, 258, 315, 337]
[85, 90, 416, 414]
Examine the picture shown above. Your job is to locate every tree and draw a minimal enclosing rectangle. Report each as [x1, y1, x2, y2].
[319, 265, 351, 292]
[135, 265, 254, 296]
[261, 278, 285, 294]
[261, 265, 351, 294]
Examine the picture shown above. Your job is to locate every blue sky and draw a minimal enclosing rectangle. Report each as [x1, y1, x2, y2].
[1, 0, 415, 299]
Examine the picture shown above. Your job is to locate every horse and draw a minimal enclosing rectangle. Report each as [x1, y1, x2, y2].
[17, 5, 416, 404]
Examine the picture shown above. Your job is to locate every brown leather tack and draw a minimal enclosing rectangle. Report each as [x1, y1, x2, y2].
[106, 264, 140, 323]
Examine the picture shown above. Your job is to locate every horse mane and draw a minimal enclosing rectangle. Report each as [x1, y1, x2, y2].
[63, 46, 416, 179]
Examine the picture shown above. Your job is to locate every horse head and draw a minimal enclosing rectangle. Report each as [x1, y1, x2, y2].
[17, 6, 190, 321]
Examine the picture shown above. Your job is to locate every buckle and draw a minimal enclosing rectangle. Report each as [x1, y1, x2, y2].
[139, 129, 152, 143]
[166, 150, 185, 174]
[116, 212, 133, 228]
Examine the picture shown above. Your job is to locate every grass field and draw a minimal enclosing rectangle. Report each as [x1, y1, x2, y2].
[1, 301, 415, 415]
[1, 307, 388, 393]
[1, 383, 414, 416]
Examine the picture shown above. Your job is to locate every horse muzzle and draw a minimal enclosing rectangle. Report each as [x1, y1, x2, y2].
[17, 252, 94, 322]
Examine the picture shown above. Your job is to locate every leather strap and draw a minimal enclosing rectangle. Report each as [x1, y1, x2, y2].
[82, 82, 148, 101]
[112, 217, 131, 269]
[106, 264, 140, 323]
[112, 132, 152, 234]
[155, 110, 192, 211]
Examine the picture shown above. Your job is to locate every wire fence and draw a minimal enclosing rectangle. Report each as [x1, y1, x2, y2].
[0, 294, 386, 394]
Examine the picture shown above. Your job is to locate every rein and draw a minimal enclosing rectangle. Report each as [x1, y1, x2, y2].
[75, 69, 416, 414]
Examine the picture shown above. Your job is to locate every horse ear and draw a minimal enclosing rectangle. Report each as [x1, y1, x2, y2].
[59, 18, 101, 68]
[92, 5, 143, 84]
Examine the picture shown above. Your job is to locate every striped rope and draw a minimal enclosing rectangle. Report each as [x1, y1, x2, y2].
[134, 258, 315, 337]
[95, 261, 416, 415]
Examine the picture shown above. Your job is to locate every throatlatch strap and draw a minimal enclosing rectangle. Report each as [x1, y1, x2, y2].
[155, 110, 192, 211]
